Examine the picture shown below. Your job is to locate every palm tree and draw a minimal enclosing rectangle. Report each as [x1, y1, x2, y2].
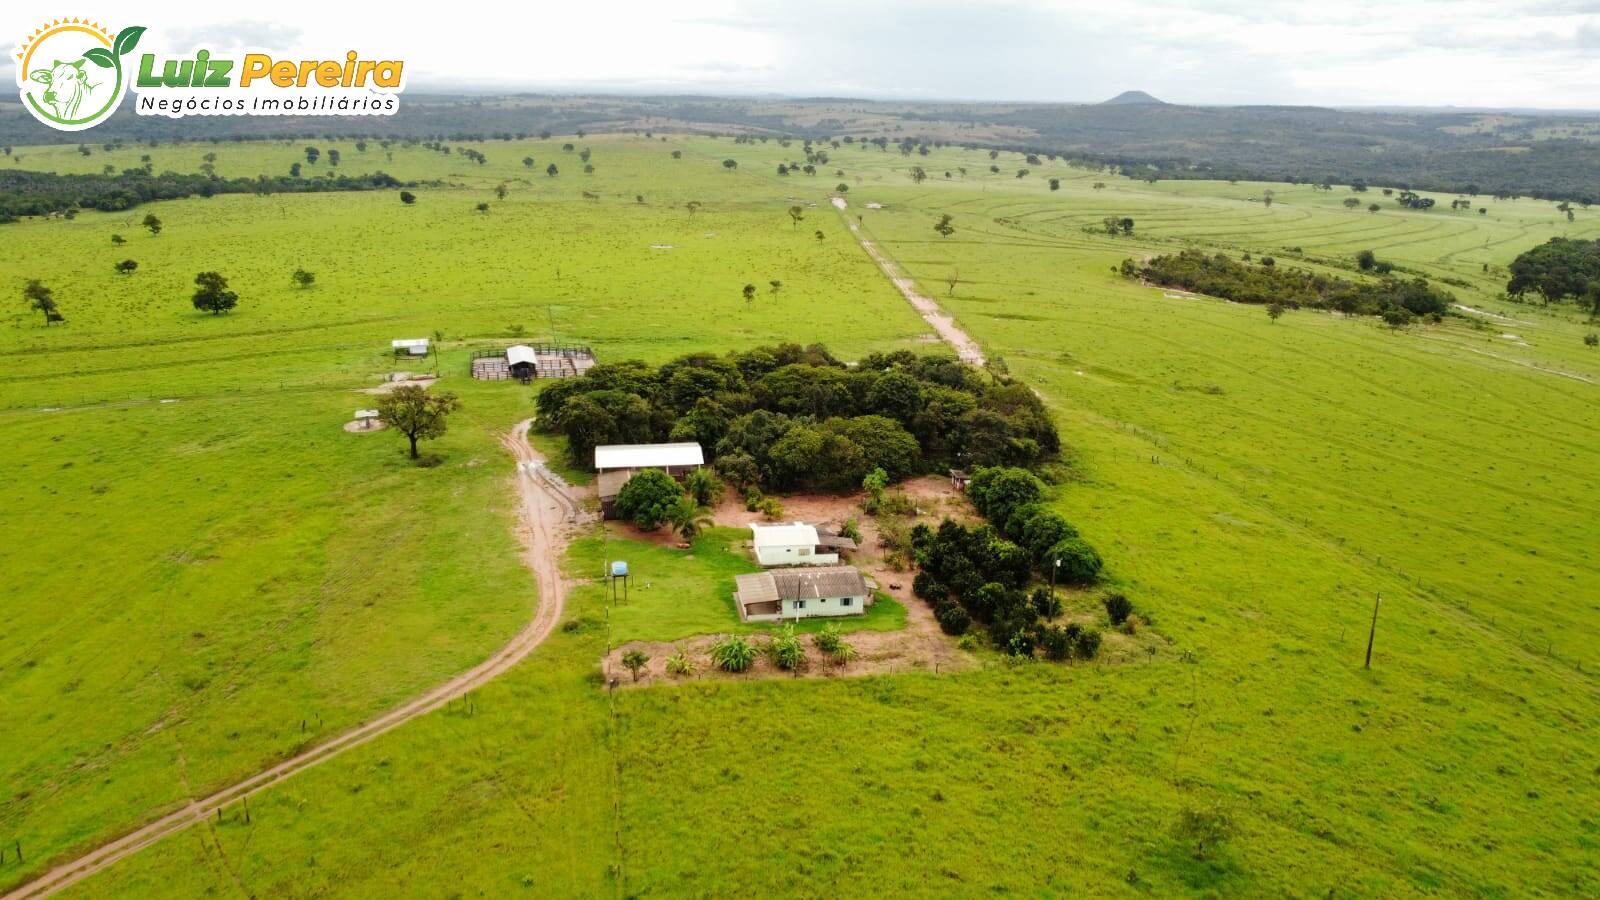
[667, 498, 713, 541]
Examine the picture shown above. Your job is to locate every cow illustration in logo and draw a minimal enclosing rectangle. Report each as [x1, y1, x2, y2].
[14, 19, 144, 131]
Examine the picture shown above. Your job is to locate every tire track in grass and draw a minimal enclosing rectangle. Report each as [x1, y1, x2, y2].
[2, 420, 575, 900]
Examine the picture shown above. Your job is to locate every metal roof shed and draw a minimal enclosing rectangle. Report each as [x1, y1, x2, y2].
[592, 442, 705, 472]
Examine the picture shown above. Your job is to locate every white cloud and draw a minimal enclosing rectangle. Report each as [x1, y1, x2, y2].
[3, 1, 1596, 107]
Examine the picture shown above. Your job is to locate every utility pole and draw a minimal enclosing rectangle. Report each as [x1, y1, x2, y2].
[1050, 558, 1060, 605]
[1364, 594, 1381, 669]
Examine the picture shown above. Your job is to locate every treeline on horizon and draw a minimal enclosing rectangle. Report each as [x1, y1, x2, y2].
[2, 93, 1597, 203]
[0, 168, 413, 222]
[1124, 250, 1455, 320]
[535, 343, 1060, 494]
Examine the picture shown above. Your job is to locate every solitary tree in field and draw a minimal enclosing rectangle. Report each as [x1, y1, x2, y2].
[24, 279, 62, 325]
[1356, 249, 1376, 270]
[1049, 178, 1060, 191]
[788, 205, 804, 229]
[476, 202, 491, 214]
[399, 190, 416, 204]
[522, 156, 534, 168]
[494, 184, 509, 201]
[579, 147, 592, 163]
[1092, 181, 1106, 190]
[769, 279, 782, 298]
[722, 158, 738, 171]
[142, 213, 162, 236]
[356, 140, 368, 153]
[946, 268, 960, 296]
[685, 200, 702, 218]
[814, 229, 825, 243]
[1267, 302, 1285, 323]
[327, 149, 340, 167]
[191, 271, 238, 315]
[934, 214, 955, 237]
[621, 649, 650, 682]
[114, 259, 138, 276]
[910, 165, 927, 184]
[375, 385, 461, 461]
[111, 233, 125, 245]
[1368, 203, 1381, 213]
[290, 162, 302, 177]
[304, 146, 320, 165]
[742, 283, 756, 304]
[546, 163, 559, 177]
[293, 268, 315, 289]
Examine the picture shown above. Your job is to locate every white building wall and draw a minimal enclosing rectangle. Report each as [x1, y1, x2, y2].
[781, 595, 866, 619]
[754, 545, 839, 567]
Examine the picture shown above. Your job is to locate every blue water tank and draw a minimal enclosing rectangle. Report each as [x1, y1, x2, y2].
[611, 561, 629, 578]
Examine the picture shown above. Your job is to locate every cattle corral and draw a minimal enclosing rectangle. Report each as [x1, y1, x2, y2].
[470, 343, 597, 382]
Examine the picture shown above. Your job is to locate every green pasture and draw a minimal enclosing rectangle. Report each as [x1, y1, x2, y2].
[1, 134, 1595, 896]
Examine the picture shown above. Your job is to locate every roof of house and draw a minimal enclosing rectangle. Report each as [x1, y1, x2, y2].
[506, 345, 537, 366]
[750, 522, 820, 548]
[391, 338, 429, 349]
[814, 530, 859, 551]
[593, 442, 704, 471]
[739, 566, 870, 603]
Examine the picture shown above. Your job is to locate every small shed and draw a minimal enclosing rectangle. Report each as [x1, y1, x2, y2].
[593, 442, 704, 476]
[392, 338, 430, 358]
[354, 408, 381, 429]
[506, 345, 537, 381]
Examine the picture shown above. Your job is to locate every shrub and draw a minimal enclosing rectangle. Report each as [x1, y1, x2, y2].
[1173, 804, 1234, 860]
[1074, 627, 1103, 660]
[621, 649, 650, 682]
[767, 625, 806, 670]
[936, 602, 970, 635]
[912, 570, 947, 603]
[614, 469, 683, 531]
[1048, 537, 1103, 585]
[710, 635, 758, 673]
[967, 466, 1046, 524]
[757, 496, 785, 520]
[1104, 593, 1133, 625]
[1586, 333, 1598, 347]
[744, 488, 763, 512]
[1031, 586, 1062, 619]
[684, 468, 724, 507]
[839, 517, 863, 543]
[665, 646, 696, 676]
[813, 625, 857, 664]
[1037, 624, 1072, 660]
[1004, 629, 1036, 658]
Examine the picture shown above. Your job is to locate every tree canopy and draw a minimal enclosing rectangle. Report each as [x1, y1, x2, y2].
[536, 344, 1061, 493]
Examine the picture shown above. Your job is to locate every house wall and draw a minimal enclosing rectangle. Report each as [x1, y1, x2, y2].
[781, 594, 866, 619]
[754, 545, 839, 567]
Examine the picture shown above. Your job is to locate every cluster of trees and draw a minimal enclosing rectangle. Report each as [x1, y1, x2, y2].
[1125, 250, 1454, 320]
[612, 468, 719, 538]
[537, 344, 1060, 493]
[0, 168, 411, 221]
[1506, 238, 1600, 315]
[907, 466, 1105, 658]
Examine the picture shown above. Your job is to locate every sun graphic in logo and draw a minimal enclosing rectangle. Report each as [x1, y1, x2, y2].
[14, 19, 145, 131]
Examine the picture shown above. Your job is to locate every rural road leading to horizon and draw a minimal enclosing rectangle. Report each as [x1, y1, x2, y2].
[832, 195, 987, 366]
[4, 420, 575, 900]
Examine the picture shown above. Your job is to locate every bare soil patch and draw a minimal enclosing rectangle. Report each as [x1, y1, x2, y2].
[342, 419, 387, 433]
[359, 373, 440, 395]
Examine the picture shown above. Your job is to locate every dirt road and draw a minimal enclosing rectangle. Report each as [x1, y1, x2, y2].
[832, 196, 986, 366]
[5, 420, 573, 900]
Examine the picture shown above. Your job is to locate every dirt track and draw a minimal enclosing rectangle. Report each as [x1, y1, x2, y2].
[4, 420, 572, 899]
[832, 196, 986, 365]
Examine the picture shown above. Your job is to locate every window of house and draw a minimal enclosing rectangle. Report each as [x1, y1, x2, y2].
[841, 597, 854, 607]
[798, 547, 811, 557]
[793, 600, 806, 610]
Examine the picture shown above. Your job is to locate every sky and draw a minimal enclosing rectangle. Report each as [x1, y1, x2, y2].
[5, 1, 1600, 109]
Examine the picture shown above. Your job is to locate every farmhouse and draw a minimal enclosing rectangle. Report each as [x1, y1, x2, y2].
[750, 522, 858, 567]
[594, 441, 705, 518]
[733, 566, 873, 622]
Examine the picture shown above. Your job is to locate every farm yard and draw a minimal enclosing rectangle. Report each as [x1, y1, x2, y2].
[1, 132, 1597, 897]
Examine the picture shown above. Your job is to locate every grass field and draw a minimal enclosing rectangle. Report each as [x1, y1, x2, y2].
[3, 134, 1596, 896]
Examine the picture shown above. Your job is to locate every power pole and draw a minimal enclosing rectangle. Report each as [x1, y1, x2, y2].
[1364, 594, 1381, 669]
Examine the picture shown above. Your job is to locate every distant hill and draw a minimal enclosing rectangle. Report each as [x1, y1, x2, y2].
[1102, 90, 1167, 106]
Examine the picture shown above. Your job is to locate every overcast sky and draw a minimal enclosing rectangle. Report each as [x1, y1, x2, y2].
[7, 1, 1599, 109]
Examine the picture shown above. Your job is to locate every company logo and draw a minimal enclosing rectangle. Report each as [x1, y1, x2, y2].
[15, 18, 406, 131]
[15, 19, 143, 131]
